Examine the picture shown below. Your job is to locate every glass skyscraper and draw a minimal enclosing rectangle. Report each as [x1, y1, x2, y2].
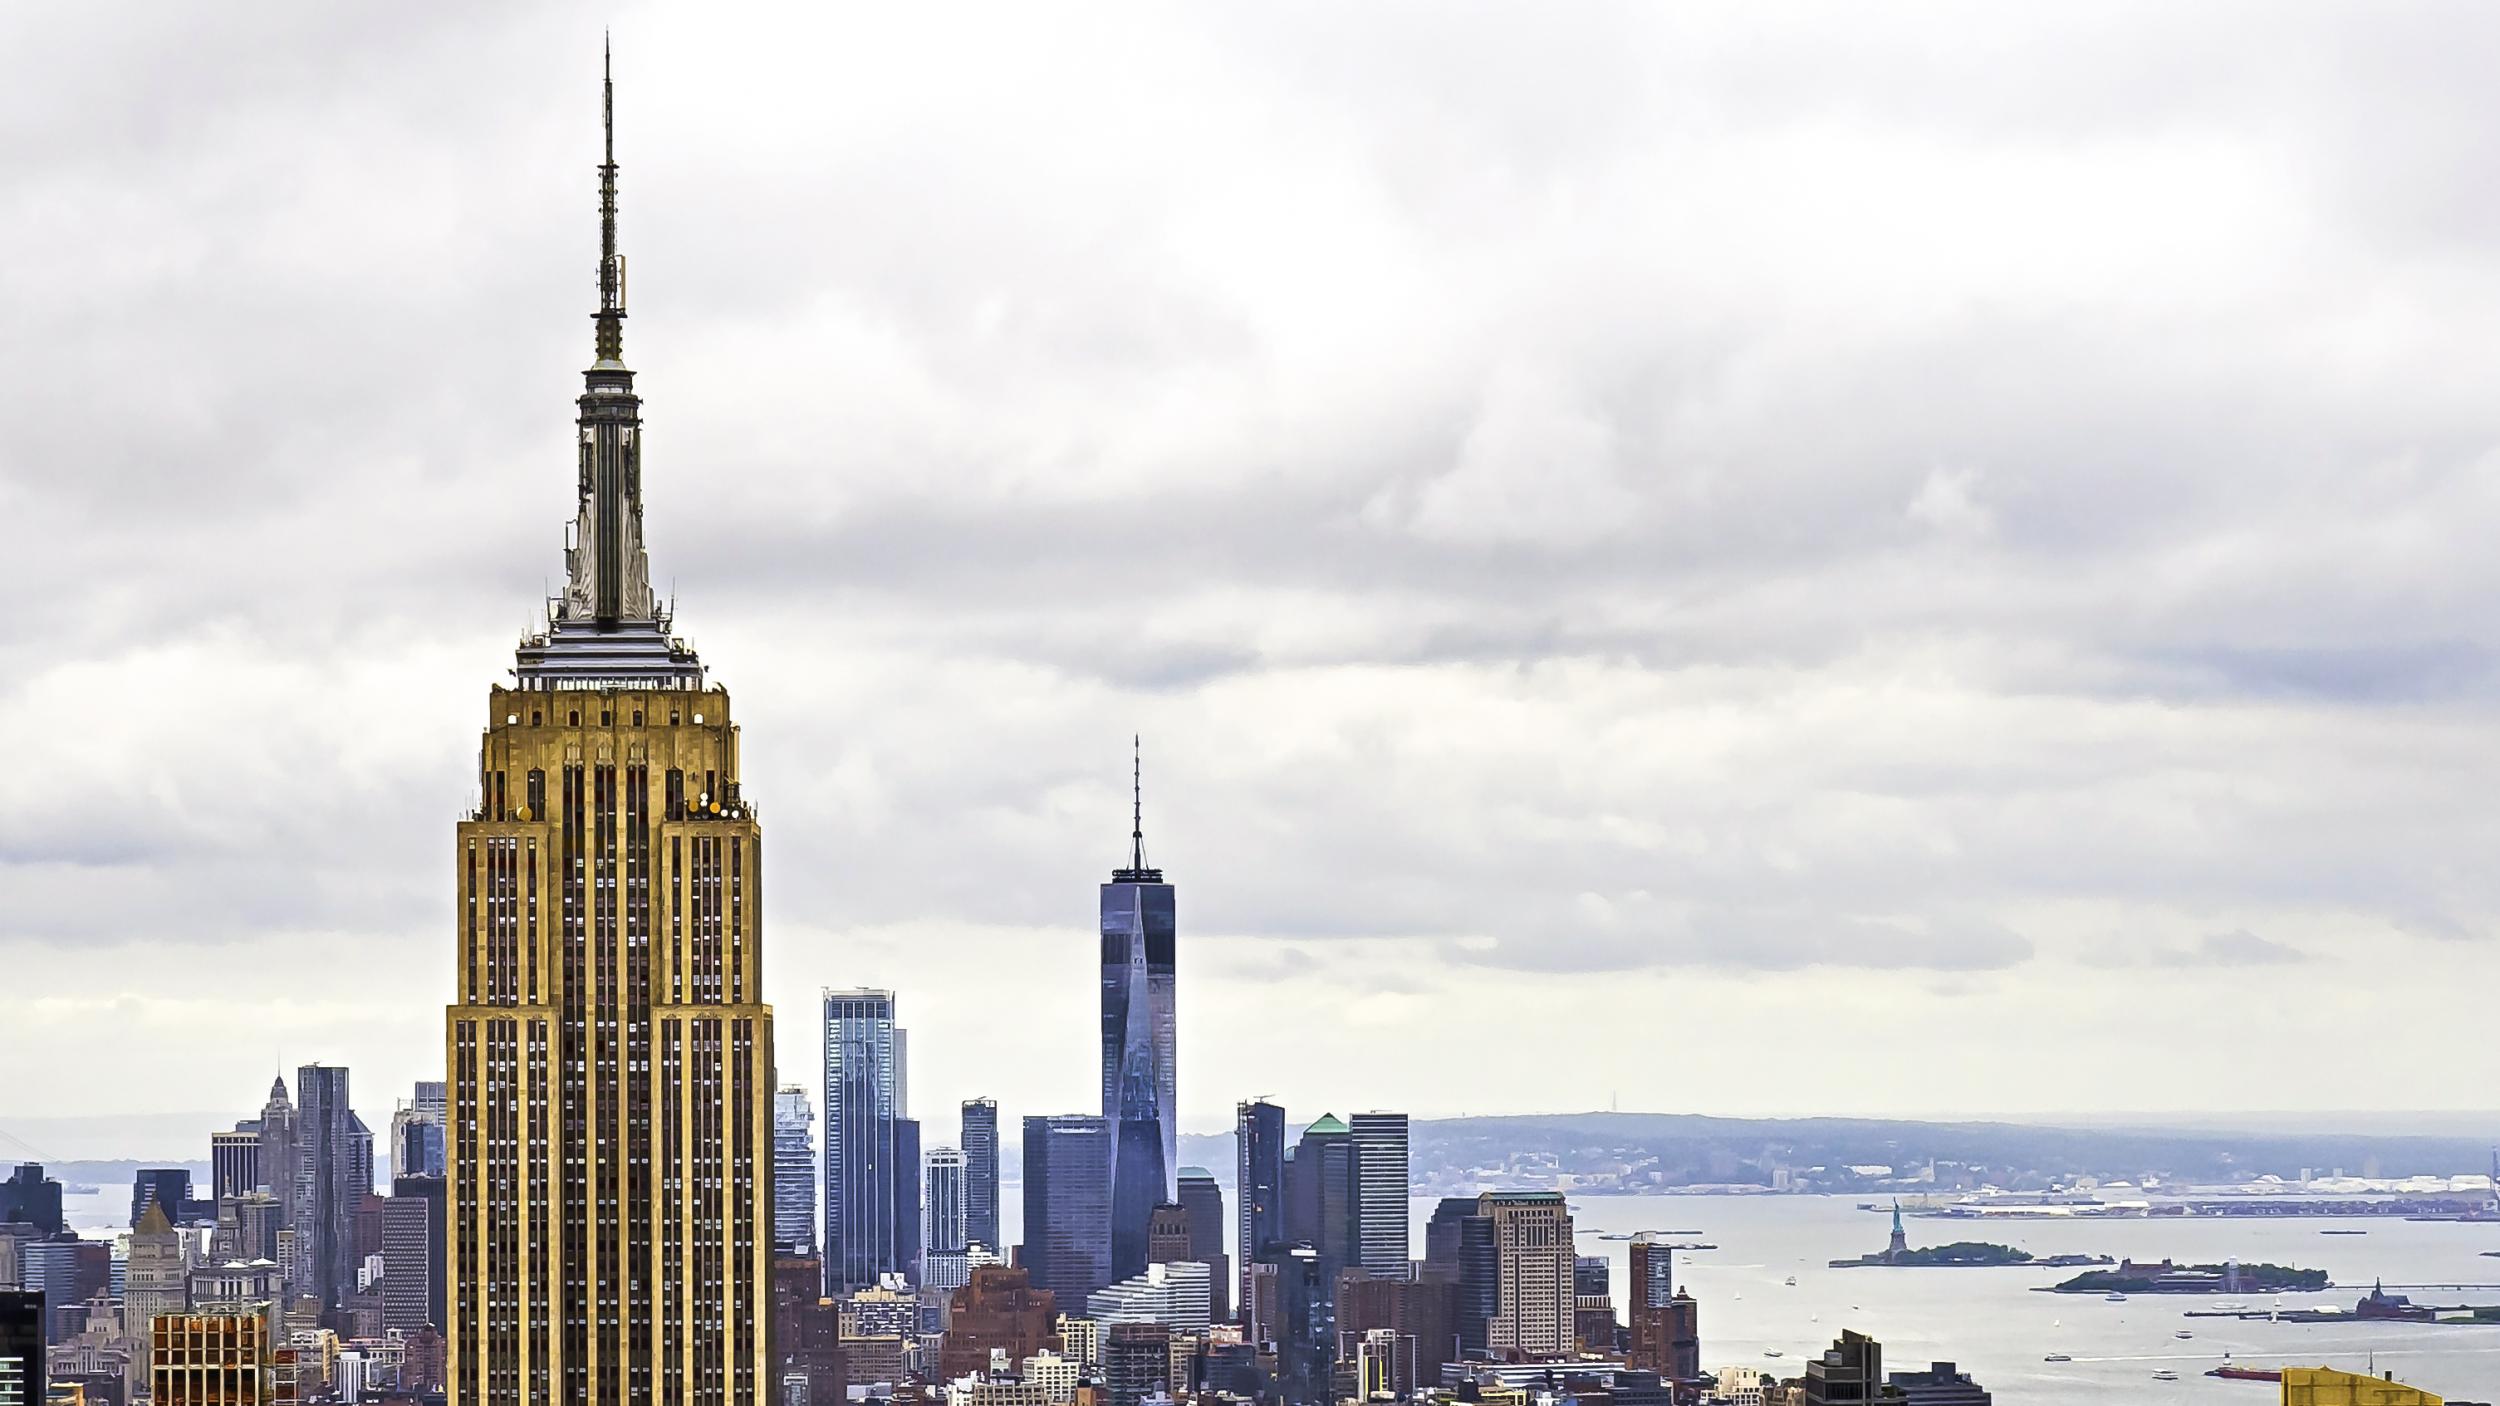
[961, 1097, 1000, 1252]
[822, 989, 914, 1291]
[1022, 1114, 1112, 1300]
[923, 1146, 968, 1263]
[1100, 747, 1176, 1281]
[773, 1085, 818, 1256]
[1348, 1111, 1411, 1280]
[1234, 1099, 1285, 1319]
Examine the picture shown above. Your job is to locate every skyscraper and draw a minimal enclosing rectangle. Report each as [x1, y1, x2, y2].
[1101, 745, 1176, 1280]
[924, 1147, 968, 1265]
[1284, 1115, 1355, 1274]
[1234, 1100, 1285, 1317]
[255, 1080, 296, 1227]
[123, 1201, 189, 1401]
[773, 1086, 818, 1256]
[392, 1082, 448, 1181]
[1626, 1238, 1674, 1375]
[1347, 1112, 1409, 1281]
[132, 1168, 195, 1229]
[384, 1176, 446, 1333]
[823, 989, 914, 1291]
[0, 1290, 39, 1406]
[1479, 1192, 1574, 1357]
[961, 1098, 1001, 1253]
[1175, 1168, 1228, 1324]
[295, 1063, 359, 1311]
[1021, 1115, 1112, 1301]
[211, 1131, 262, 1206]
[446, 51, 777, 1406]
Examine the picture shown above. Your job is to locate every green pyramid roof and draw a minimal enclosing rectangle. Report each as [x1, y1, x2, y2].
[1305, 1113, 1348, 1136]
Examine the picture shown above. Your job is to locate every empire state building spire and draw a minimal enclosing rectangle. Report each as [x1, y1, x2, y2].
[518, 40, 702, 689]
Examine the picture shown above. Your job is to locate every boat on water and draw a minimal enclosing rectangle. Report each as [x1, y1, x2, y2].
[2321, 1229, 2367, 1236]
[2043, 1353, 2072, 1363]
[2175, 1330, 2194, 1340]
[2152, 1369, 2179, 1382]
[2208, 1365, 2283, 1382]
[1763, 1350, 1784, 1359]
[2103, 1292, 2127, 1303]
[1784, 1276, 1798, 1286]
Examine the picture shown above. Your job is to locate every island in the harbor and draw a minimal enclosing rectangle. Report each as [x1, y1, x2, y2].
[1828, 1202, 2066, 1268]
[2052, 1258, 2328, 1294]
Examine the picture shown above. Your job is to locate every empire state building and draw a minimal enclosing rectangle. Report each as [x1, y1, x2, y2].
[446, 51, 775, 1406]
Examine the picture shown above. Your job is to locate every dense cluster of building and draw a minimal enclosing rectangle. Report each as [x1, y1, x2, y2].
[0, 1067, 449, 1405]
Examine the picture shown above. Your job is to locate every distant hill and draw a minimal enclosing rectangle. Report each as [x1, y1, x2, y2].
[1180, 1111, 2496, 1194]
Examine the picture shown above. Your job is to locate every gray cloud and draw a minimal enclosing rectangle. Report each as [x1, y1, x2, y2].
[6, 1, 2500, 1128]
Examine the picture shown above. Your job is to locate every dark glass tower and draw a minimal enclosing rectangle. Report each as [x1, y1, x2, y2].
[1021, 1114, 1112, 1300]
[1176, 1167, 1229, 1323]
[1233, 1100, 1285, 1319]
[297, 1063, 359, 1313]
[1284, 1115, 1355, 1275]
[1100, 743, 1177, 1281]
[823, 989, 913, 1292]
[961, 1098, 1001, 1252]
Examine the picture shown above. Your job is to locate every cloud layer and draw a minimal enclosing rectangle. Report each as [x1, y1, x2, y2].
[4, 1, 2498, 1147]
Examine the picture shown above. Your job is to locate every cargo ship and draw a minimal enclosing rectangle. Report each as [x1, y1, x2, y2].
[2206, 1365, 2282, 1382]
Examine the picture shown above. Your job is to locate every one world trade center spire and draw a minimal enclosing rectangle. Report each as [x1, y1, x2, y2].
[1102, 738, 1177, 1280]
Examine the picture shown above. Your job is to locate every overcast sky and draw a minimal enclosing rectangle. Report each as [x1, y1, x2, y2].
[7, 2, 2500, 1158]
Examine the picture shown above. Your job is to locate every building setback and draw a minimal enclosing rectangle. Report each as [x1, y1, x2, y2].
[445, 49, 775, 1406]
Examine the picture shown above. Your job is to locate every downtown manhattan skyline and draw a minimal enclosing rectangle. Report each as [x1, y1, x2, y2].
[16, 4, 2500, 1154]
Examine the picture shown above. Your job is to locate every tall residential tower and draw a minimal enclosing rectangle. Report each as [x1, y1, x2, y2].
[1101, 743, 1177, 1280]
[446, 49, 776, 1406]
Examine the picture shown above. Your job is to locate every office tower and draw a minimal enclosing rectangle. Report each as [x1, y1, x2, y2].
[1145, 1204, 1192, 1266]
[1101, 1323, 1171, 1406]
[1626, 1239, 1673, 1374]
[1021, 1115, 1112, 1301]
[1086, 1262, 1210, 1332]
[1336, 1269, 1460, 1371]
[961, 1099, 1001, 1253]
[132, 1168, 195, 1229]
[1479, 1192, 1573, 1357]
[1100, 746, 1177, 1282]
[1664, 1291, 1699, 1381]
[824, 989, 914, 1292]
[1804, 1329, 1882, 1406]
[892, 1117, 923, 1287]
[0, 1169, 61, 1237]
[1573, 1255, 1616, 1353]
[392, 1083, 448, 1181]
[383, 1176, 446, 1332]
[1888, 1360, 1991, 1404]
[1173, 1168, 1228, 1323]
[445, 52, 778, 1406]
[924, 1148, 968, 1267]
[937, 1267, 1060, 1383]
[1284, 1116, 1355, 1273]
[0, 1290, 38, 1406]
[256, 1080, 298, 1223]
[1347, 1113, 1409, 1281]
[151, 1309, 288, 1406]
[773, 1086, 818, 1256]
[1254, 1246, 1329, 1406]
[291, 1063, 361, 1311]
[125, 1201, 192, 1395]
[1233, 1101, 1284, 1317]
[212, 1131, 263, 1206]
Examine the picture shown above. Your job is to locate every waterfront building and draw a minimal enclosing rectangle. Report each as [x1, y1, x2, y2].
[1625, 1239, 1674, 1374]
[1173, 1169, 1227, 1324]
[962, 1099, 1001, 1254]
[2280, 1366, 2443, 1405]
[1284, 1117, 1356, 1275]
[1101, 1323, 1170, 1406]
[1887, 1360, 1991, 1405]
[382, 1176, 445, 1332]
[444, 51, 777, 1406]
[0, 1168, 61, 1237]
[926, 1148, 970, 1267]
[776, 1085, 820, 1256]
[1715, 1366, 1769, 1406]
[1802, 1330, 1882, 1406]
[825, 989, 916, 1291]
[1022, 1116, 1112, 1301]
[0, 1290, 38, 1406]
[132, 1168, 196, 1229]
[1233, 1102, 1285, 1320]
[1347, 1113, 1409, 1282]
[1422, 1196, 1497, 1357]
[1085, 1262, 1211, 1332]
[1100, 749, 1177, 1282]
[1663, 1291, 1699, 1381]
[940, 1268, 1061, 1384]
[1574, 1254, 1617, 1353]
[1480, 1192, 1573, 1358]
[212, 1131, 263, 1206]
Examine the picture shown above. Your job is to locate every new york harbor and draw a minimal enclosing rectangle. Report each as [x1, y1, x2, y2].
[7, 7, 2500, 1406]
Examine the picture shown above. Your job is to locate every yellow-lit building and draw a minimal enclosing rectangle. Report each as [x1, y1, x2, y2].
[2282, 1366, 2444, 1405]
[151, 1311, 294, 1406]
[445, 49, 774, 1406]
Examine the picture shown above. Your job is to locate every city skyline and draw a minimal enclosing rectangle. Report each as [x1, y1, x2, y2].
[16, 4, 2500, 1147]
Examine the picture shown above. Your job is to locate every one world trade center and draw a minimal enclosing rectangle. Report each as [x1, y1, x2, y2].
[1102, 740, 1177, 1279]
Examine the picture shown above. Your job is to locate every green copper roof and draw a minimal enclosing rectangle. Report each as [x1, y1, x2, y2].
[1305, 1113, 1348, 1136]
